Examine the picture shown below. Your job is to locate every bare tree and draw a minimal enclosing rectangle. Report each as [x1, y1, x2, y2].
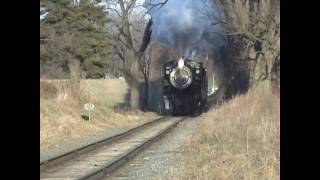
[213, 0, 280, 87]
[143, 0, 169, 13]
[106, 0, 153, 109]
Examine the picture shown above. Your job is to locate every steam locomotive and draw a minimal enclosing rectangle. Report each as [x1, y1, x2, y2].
[162, 57, 208, 116]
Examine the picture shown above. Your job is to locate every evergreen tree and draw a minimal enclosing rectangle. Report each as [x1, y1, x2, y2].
[40, 0, 112, 79]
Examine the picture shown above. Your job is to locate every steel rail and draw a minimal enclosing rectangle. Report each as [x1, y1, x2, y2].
[40, 117, 167, 171]
[78, 117, 185, 180]
[40, 116, 185, 180]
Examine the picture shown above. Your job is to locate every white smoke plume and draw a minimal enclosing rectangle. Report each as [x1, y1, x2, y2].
[144, 0, 223, 59]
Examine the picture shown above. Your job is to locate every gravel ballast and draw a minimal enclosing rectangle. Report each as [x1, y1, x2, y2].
[104, 116, 201, 179]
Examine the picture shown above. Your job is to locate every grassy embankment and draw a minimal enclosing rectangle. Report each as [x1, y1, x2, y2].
[40, 79, 157, 151]
[170, 82, 279, 180]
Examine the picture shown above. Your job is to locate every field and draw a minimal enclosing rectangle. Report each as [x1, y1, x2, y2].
[40, 79, 158, 152]
[170, 82, 280, 180]
[40, 79, 279, 180]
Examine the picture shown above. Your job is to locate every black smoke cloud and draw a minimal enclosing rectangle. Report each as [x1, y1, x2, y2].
[144, 0, 223, 59]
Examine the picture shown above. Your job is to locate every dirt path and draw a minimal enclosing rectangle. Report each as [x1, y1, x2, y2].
[104, 116, 202, 179]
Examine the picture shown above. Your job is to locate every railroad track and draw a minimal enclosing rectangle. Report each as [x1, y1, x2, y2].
[40, 116, 185, 180]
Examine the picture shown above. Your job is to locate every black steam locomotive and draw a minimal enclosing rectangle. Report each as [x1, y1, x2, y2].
[162, 57, 208, 116]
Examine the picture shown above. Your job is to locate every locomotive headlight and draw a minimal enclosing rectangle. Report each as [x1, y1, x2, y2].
[170, 67, 192, 89]
[165, 70, 170, 75]
[196, 69, 200, 74]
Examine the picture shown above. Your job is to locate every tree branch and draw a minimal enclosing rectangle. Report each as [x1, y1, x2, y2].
[145, 0, 169, 13]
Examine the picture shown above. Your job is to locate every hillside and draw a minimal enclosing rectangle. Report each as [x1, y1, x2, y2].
[170, 82, 280, 179]
[40, 79, 158, 152]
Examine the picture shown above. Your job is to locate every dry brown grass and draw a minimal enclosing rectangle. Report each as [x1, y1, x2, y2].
[169, 81, 279, 180]
[40, 79, 157, 152]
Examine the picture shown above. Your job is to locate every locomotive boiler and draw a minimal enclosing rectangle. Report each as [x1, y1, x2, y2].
[162, 57, 208, 116]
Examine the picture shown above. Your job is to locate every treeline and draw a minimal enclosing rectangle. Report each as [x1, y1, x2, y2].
[40, 0, 154, 109]
[40, 0, 118, 79]
[210, 0, 280, 102]
[40, 0, 280, 109]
